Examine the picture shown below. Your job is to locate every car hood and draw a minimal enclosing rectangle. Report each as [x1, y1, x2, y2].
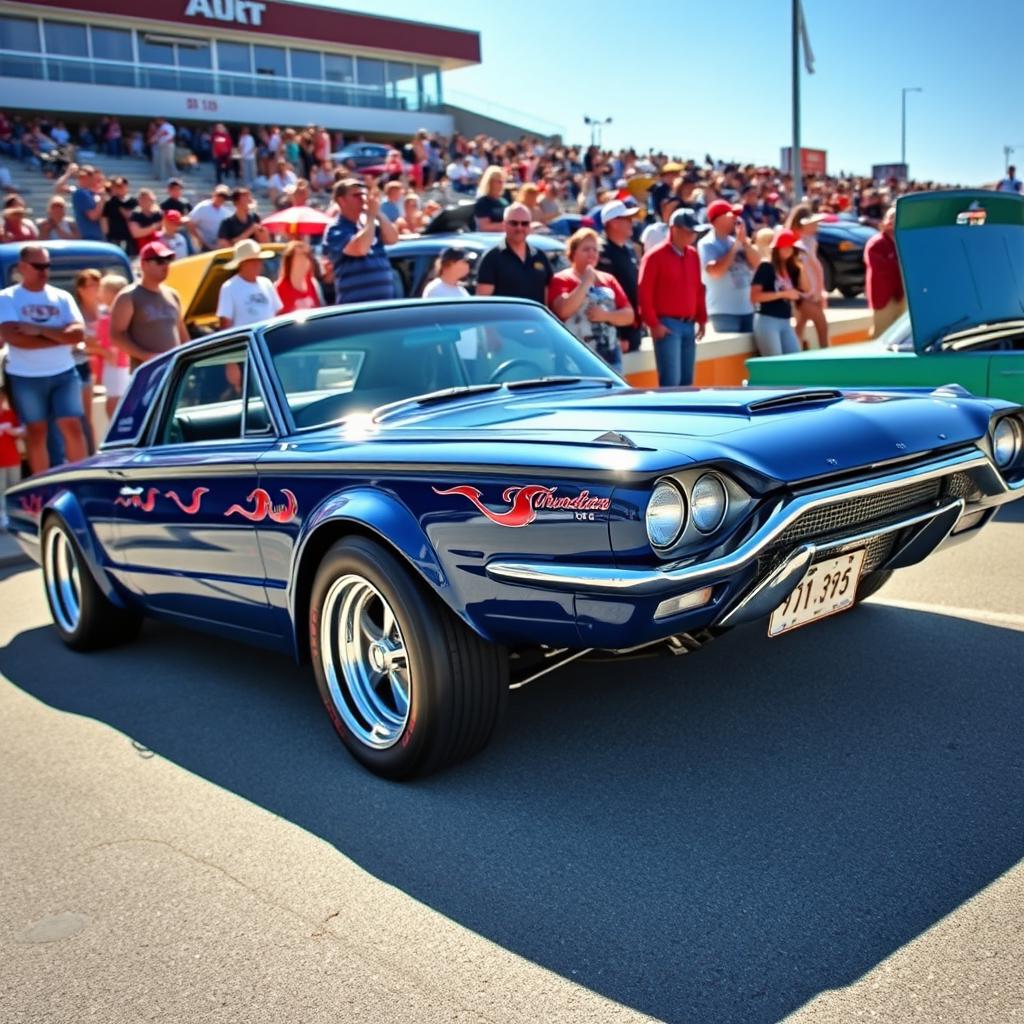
[295, 386, 993, 485]
[818, 220, 874, 245]
[895, 190, 1024, 353]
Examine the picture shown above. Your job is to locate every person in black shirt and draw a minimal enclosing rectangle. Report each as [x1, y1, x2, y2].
[475, 203, 552, 303]
[102, 176, 137, 254]
[127, 188, 163, 249]
[750, 228, 806, 356]
[474, 167, 509, 231]
[597, 199, 643, 352]
[217, 187, 268, 247]
[160, 178, 192, 217]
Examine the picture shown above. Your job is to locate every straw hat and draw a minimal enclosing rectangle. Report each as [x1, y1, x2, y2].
[224, 238, 274, 270]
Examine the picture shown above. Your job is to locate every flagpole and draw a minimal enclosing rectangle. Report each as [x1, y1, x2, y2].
[792, 0, 801, 199]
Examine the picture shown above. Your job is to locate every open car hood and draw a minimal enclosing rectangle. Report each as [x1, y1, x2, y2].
[895, 190, 1024, 353]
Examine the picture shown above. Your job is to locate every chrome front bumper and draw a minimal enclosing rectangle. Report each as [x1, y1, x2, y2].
[485, 449, 1021, 606]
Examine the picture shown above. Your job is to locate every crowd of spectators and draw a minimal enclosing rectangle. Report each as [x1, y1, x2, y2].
[0, 109, 981, 492]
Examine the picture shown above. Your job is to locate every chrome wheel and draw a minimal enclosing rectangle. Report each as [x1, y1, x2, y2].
[44, 526, 82, 634]
[319, 573, 411, 750]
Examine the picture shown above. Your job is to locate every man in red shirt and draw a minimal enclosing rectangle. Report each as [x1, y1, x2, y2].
[638, 208, 707, 386]
[864, 207, 905, 337]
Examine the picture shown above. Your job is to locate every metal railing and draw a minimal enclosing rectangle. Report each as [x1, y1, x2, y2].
[0, 53, 443, 113]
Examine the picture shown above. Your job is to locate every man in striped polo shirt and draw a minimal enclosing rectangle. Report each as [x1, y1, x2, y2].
[324, 178, 399, 304]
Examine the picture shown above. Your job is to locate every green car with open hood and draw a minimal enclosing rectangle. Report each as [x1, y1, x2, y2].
[746, 191, 1024, 404]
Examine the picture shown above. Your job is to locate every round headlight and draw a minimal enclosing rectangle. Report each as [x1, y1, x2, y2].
[992, 417, 1022, 468]
[690, 473, 729, 533]
[646, 480, 686, 549]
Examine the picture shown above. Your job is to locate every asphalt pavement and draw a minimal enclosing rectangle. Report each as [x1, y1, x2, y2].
[1, 502, 1022, 1024]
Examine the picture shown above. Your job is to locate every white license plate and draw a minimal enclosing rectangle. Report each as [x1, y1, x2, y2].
[768, 549, 866, 637]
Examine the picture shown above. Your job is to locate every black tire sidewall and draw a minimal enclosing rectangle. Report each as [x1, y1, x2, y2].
[309, 536, 452, 778]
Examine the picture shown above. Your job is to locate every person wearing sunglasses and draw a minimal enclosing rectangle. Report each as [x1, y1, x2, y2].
[108, 240, 188, 369]
[475, 203, 552, 305]
[0, 245, 87, 473]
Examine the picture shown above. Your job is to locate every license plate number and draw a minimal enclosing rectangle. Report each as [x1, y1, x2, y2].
[768, 549, 866, 637]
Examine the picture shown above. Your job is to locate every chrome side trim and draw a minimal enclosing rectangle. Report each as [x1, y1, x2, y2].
[485, 449, 1002, 595]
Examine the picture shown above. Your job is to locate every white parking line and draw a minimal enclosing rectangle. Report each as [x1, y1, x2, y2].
[869, 597, 1024, 630]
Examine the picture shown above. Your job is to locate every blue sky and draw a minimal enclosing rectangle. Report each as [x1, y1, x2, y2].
[319, 0, 1019, 186]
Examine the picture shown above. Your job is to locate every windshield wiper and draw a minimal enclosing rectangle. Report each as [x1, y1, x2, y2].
[373, 384, 502, 422]
[504, 376, 619, 391]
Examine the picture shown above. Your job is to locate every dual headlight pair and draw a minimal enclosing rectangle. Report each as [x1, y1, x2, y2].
[992, 416, 1023, 469]
[646, 473, 728, 549]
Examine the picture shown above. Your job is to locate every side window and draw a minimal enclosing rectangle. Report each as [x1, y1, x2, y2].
[244, 366, 272, 435]
[158, 344, 250, 445]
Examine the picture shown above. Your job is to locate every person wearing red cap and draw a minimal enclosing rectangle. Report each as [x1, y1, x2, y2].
[698, 199, 759, 334]
[864, 207, 905, 337]
[749, 229, 807, 357]
[155, 208, 188, 260]
[108, 240, 187, 368]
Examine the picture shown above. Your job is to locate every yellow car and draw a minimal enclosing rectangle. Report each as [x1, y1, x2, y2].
[167, 244, 287, 336]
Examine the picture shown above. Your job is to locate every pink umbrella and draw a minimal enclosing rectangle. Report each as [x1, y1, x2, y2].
[261, 205, 334, 236]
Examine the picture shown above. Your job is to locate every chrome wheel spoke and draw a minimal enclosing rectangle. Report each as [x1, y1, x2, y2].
[319, 573, 413, 751]
[44, 529, 82, 634]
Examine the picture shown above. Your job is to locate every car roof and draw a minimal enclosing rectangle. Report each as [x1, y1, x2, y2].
[0, 239, 130, 260]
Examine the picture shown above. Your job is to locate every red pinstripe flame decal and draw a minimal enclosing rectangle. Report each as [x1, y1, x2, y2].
[19, 494, 43, 516]
[164, 487, 210, 515]
[224, 488, 298, 524]
[433, 484, 556, 528]
[114, 487, 160, 511]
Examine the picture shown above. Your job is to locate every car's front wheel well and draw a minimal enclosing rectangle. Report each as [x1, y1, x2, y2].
[292, 520, 425, 663]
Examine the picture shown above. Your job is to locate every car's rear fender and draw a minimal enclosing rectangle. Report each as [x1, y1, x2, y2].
[287, 486, 462, 662]
[41, 490, 133, 610]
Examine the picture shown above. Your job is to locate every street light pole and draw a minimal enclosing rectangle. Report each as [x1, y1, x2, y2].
[792, 0, 801, 195]
[583, 115, 612, 148]
[901, 86, 922, 168]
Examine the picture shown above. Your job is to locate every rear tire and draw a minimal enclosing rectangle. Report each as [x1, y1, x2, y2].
[309, 536, 508, 779]
[839, 285, 861, 299]
[41, 519, 142, 651]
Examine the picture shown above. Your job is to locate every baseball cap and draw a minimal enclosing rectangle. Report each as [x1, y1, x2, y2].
[661, 161, 684, 173]
[600, 199, 643, 224]
[213, 185, 231, 197]
[139, 240, 176, 260]
[772, 229, 800, 249]
[669, 208, 700, 231]
[163, 209, 183, 224]
[440, 246, 476, 265]
[706, 199, 742, 222]
[167, 178, 184, 188]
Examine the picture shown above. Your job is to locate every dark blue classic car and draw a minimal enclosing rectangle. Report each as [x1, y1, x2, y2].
[7, 299, 1024, 777]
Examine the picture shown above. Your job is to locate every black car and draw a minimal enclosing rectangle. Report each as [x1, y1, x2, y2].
[330, 143, 394, 169]
[816, 217, 875, 298]
[386, 231, 568, 297]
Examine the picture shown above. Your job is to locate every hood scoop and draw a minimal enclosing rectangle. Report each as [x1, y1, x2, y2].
[592, 430, 638, 448]
[747, 390, 843, 413]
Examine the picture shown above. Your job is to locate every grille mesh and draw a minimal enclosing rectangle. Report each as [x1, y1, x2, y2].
[753, 470, 969, 588]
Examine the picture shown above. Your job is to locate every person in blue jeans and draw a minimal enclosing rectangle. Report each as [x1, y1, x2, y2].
[698, 199, 759, 334]
[638, 208, 708, 387]
[750, 229, 807, 357]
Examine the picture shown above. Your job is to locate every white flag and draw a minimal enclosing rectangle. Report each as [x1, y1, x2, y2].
[799, 0, 816, 74]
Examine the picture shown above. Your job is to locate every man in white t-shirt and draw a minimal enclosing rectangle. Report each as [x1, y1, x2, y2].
[238, 127, 256, 185]
[189, 185, 232, 251]
[216, 239, 283, 329]
[0, 245, 87, 472]
[153, 117, 176, 181]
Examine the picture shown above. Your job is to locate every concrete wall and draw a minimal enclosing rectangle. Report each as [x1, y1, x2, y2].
[440, 103, 558, 144]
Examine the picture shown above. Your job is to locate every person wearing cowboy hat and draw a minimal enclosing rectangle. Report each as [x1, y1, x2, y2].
[216, 238, 283, 330]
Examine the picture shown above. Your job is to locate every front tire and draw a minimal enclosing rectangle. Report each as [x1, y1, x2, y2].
[309, 536, 507, 779]
[41, 519, 142, 651]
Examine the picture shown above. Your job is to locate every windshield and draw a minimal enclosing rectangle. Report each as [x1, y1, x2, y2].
[263, 302, 623, 430]
[880, 311, 913, 351]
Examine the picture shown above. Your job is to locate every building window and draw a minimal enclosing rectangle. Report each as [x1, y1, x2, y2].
[217, 40, 250, 74]
[385, 60, 416, 104]
[177, 39, 211, 69]
[0, 15, 41, 52]
[90, 26, 132, 62]
[138, 35, 174, 65]
[417, 65, 441, 107]
[357, 56, 384, 90]
[253, 44, 286, 77]
[289, 48, 321, 80]
[324, 53, 354, 84]
[44, 20, 88, 58]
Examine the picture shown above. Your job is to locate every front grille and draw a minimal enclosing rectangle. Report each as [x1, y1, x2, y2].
[752, 470, 969, 589]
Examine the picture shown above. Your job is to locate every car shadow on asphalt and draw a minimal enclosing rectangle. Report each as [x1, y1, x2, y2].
[2, 585, 1023, 1024]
